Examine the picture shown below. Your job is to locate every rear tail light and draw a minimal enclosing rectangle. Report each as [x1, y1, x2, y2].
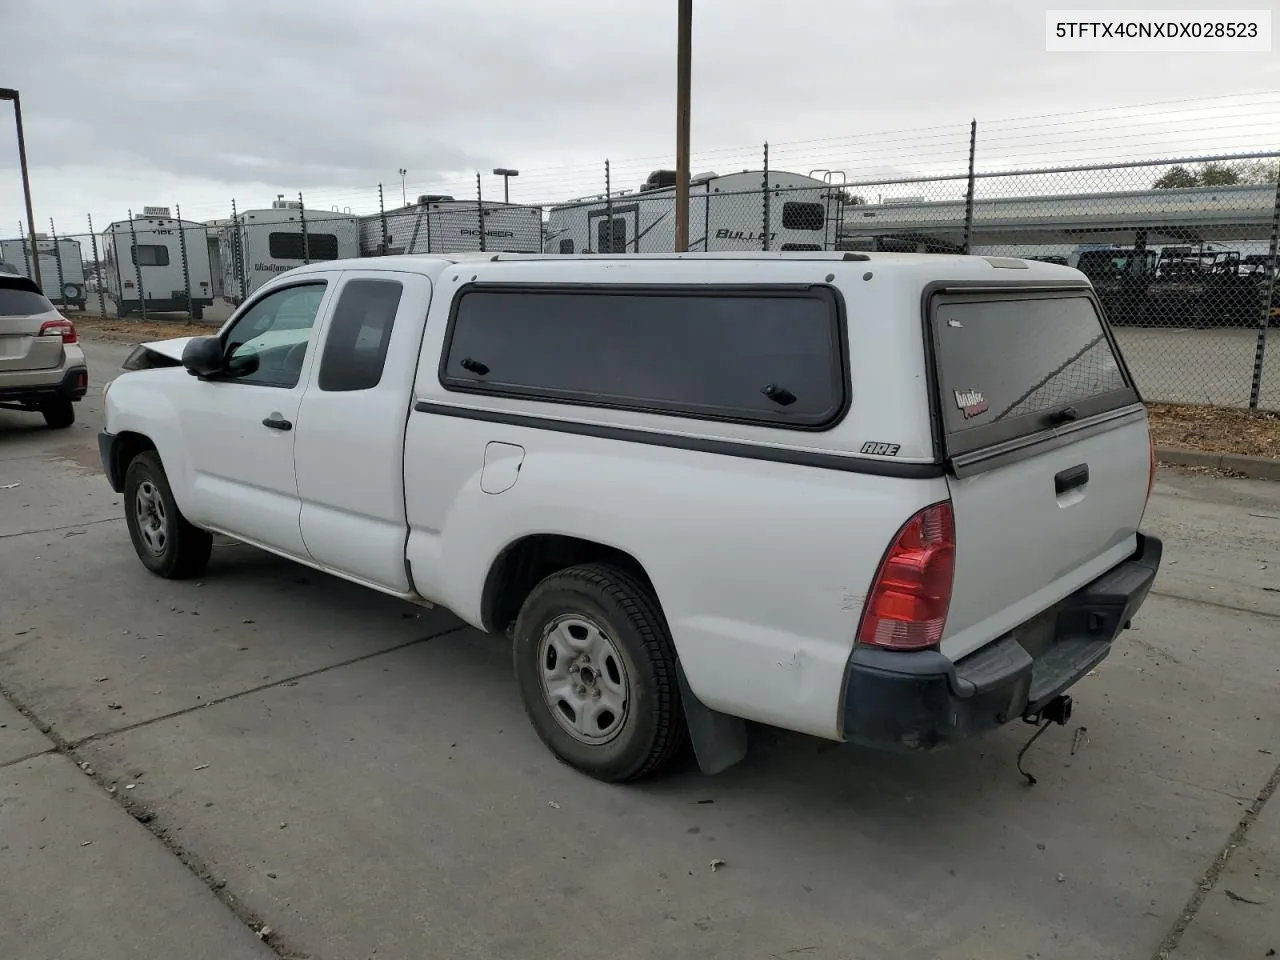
[38, 318, 78, 345]
[856, 501, 956, 652]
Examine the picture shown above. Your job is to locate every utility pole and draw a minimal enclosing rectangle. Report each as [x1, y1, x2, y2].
[399, 168, 407, 207]
[0, 88, 42, 288]
[674, 0, 692, 252]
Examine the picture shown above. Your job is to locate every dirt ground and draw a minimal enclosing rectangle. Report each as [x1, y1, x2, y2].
[1147, 403, 1280, 459]
[73, 314, 216, 343]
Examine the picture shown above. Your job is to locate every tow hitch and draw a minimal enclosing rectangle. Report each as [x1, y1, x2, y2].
[1016, 694, 1074, 786]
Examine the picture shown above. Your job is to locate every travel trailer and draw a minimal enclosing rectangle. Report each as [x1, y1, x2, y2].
[542, 170, 847, 254]
[358, 196, 543, 257]
[217, 200, 360, 304]
[0, 236, 88, 310]
[101, 208, 214, 318]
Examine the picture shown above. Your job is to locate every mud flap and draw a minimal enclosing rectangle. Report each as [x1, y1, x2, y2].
[676, 661, 748, 775]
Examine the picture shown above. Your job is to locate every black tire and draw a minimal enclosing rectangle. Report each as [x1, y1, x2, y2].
[40, 400, 75, 429]
[192, 305, 204, 321]
[123, 450, 212, 579]
[513, 563, 686, 782]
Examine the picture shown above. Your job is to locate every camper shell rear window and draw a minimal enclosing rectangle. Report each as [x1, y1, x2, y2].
[927, 289, 1139, 459]
[440, 284, 848, 430]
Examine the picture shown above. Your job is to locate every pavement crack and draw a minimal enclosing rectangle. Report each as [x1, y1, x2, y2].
[69, 622, 469, 750]
[0, 516, 123, 540]
[0, 745, 58, 770]
[1152, 756, 1280, 959]
[1149, 588, 1280, 621]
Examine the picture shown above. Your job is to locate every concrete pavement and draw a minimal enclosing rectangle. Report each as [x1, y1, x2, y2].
[0, 336, 1277, 960]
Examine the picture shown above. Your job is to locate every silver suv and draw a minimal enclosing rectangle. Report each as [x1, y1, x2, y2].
[0, 274, 88, 428]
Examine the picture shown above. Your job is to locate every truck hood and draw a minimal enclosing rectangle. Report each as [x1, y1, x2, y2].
[139, 336, 195, 362]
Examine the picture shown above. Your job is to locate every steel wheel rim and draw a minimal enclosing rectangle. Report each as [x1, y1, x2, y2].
[134, 480, 168, 555]
[538, 614, 630, 745]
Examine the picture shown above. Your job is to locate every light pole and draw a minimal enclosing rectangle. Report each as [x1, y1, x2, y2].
[398, 168, 407, 206]
[0, 87, 41, 287]
[493, 168, 519, 203]
[674, 0, 692, 252]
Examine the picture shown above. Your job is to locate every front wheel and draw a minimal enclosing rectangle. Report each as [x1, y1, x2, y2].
[123, 451, 212, 579]
[513, 564, 687, 782]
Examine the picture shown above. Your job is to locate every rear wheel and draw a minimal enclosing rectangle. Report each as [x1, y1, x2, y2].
[513, 564, 686, 782]
[123, 451, 212, 579]
[40, 400, 75, 429]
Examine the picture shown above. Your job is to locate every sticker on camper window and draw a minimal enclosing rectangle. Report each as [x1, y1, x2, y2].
[954, 389, 988, 419]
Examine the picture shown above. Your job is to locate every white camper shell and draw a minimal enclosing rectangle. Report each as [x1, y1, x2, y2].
[543, 170, 848, 255]
[358, 196, 543, 257]
[102, 208, 214, 319]
[217, 201, 360, 305]
[0, 236, 88, 310]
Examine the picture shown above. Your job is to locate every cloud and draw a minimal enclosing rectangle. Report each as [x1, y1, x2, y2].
[1, 0, 1277, 236]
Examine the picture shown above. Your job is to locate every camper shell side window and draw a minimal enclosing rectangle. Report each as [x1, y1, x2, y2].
[440, 283, 849, 430]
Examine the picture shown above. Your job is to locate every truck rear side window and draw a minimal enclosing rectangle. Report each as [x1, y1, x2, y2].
[318, 279, 403, 392]
[132, 244, 169, 267]
[268, 232, 340, 261]
[441, 285, 846, 429]
[930, 293, 1137, 456]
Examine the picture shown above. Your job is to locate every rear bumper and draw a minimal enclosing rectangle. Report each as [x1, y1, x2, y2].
[841, 533, 1163, 752]
[0, 364, 89, 405]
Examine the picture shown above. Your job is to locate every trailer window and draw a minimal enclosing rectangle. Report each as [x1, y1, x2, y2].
[268, 232, 340, 261]
[782, 202, 824, 231]
[929, 293, 1138, 456]
[132, 244, 170, 267]
[318, 279, 403, 392]
[442, 285, 846, 429]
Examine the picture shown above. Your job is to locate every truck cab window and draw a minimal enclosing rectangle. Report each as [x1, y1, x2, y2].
[223, 282, 327, 388]
[317, 279, 403, 392]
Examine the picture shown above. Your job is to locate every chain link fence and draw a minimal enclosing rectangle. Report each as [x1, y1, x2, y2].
[1, 147, 1276, 412]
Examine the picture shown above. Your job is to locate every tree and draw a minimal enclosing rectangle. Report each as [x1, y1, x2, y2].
[1153, 165, 1201, 189]
[1198, 161, 1241, 186]
[1154, 160, 1278, 189]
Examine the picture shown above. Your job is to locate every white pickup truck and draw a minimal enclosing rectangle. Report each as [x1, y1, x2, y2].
[99, 251, 1162, 782]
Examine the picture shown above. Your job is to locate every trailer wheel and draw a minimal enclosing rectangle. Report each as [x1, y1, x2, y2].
[192, 305, 205, 321]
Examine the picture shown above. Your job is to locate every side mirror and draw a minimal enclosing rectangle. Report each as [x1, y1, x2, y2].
[182, 336, 225, 378]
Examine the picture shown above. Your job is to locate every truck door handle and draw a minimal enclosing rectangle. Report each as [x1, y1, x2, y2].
[262, 416, 292, 431]
[1054, 463, 1089, 495]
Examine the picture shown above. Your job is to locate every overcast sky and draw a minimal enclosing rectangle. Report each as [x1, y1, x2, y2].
[1, 0, 1277, 238]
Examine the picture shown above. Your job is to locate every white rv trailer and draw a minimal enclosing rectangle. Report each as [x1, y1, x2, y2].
[358, 195, 543, 257]
[217, 201, 360, 304]
[0, 236, 88, 309]
[101, 208, 215, 318]
[542, 170, 845, 254]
